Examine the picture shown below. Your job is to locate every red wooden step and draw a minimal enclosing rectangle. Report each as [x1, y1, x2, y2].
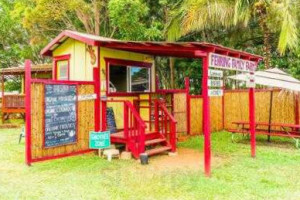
[145, 146, 171, 156]
[145, 138, 166, 146]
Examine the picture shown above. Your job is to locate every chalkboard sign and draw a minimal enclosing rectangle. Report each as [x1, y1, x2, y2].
[44, 84, 77, 147]
[106, 107, 117, 133]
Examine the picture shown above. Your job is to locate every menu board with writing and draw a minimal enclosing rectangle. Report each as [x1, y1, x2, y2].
[44, 84, 77, 147]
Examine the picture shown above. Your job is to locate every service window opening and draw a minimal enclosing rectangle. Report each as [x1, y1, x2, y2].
[109, 64, 150, 93]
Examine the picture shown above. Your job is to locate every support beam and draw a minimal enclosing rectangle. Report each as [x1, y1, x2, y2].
[93, 67, 100, 132]
[202, 57, 211, 176]
[268, 90, 274, 142]
[185, 77, 190, 135]
[1, 74, 4, 124]
[249, 78, 256, 158]
[295, 94, 299, 129]
[25, 60, 32, 166]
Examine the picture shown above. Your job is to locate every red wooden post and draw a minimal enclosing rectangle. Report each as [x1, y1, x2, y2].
[249, 77, 256, 158]
[25, 60, 32, 166]
[1, 74, 4, 124]
[222, 81, 225, 130]
[93, 68, 100, 132]
[123, 102, 129, 151]
[101, 100, 107, 131]
[185, 77, 191, 135]
[139, 125, 145, 154]
[295, 94, 299, 126]
[171, 121, 177, 152]
[202, 56, 211, 176]
[124, 102, 129, 137]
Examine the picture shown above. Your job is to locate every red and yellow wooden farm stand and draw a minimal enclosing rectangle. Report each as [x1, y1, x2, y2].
[25, 30, 266, 176]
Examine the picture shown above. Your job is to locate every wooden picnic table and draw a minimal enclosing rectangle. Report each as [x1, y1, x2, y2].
[229, 121, 300, 148]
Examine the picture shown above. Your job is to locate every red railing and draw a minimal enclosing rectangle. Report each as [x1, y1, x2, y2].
[123, 101, 147, 157]
[3, 95, 25, 108]
[105, 100, 146, 158]
[154, 100, 177, 152]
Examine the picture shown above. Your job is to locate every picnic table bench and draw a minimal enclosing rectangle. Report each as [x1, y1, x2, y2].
[229, 121, 300, 148]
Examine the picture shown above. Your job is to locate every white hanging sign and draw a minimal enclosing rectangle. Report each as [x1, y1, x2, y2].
[208, 79, 223, 88]
[208, 69, 223, 78]
[208, 89, 224, 97]
[246, 73, 255, 81]
[209, 53, 257, 72]
[246, 81, 256, 88]
[78, 94, 97, 101]
[245, 73, 256, 88]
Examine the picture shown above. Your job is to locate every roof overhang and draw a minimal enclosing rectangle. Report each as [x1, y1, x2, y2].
[0, 64, 53, 76]
[41, 30, 263, 61]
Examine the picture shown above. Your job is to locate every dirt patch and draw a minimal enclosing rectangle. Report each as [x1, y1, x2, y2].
[133, 148, 225, 173]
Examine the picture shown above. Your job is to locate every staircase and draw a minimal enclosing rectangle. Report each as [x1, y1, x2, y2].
[108, 99, 177, 159]
[145, 99, 177, 156]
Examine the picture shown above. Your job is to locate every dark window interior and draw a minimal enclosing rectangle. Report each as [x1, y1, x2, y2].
[109, 65, 127, 92]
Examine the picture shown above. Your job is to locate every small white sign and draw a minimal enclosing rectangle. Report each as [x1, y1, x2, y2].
[246, 73, 255, 81]
[208, 79, 223, 88]
[246, 81, 256, 88]
[208, 89, 224, 97]
[78, 94, 97, 101]
[208, 69, 223, 78]
[100, 96, 107, 101]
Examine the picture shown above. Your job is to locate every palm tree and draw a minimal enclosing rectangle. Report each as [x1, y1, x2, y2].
[166, 0, 299, 68]
[166, 0, 235, 41]
[166, 0, 235, 85]
[234, 0, 299, 68]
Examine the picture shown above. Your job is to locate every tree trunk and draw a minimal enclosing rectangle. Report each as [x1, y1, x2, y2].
[170, 57, 175, 88]
[94, 0, 100, 35]
[262, 24, 271, 69]
[256, 1, 271, 69]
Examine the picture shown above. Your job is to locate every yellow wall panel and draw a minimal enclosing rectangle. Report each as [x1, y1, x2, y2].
[107, 96, 138, 129]
[53, 39, 97, 81]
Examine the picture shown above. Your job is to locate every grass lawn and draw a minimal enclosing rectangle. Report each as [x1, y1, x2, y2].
[1, 129, 300, 200]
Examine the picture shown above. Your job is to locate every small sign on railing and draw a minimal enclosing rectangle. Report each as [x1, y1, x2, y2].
[78, 94, 97, 101]
[208, 79, 223, 87]
[208, 89, 224, 97]
[208, 69, 223, 78]
[89, 131, 111, 149]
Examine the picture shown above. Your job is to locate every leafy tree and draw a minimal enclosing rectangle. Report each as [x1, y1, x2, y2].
[0, 0, 42, 68]
[13, 0, 111, 42]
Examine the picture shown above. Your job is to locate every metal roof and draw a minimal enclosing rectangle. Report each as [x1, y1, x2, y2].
[0, 64, 52, 75]
[41, 30, 263, 61]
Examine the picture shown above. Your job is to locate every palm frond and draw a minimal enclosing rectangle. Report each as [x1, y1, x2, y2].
[180, 0, 234, 35]
[234, 0, 252, 26]
[277, 0, 299, 54]
[165, 9, 184, 42]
